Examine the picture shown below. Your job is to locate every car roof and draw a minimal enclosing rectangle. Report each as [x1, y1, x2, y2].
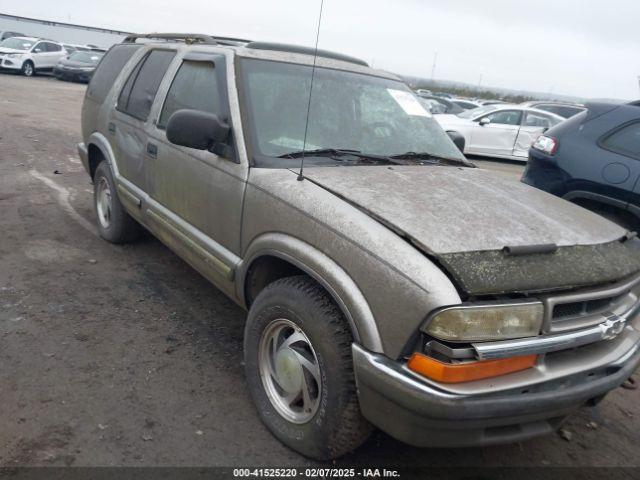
[122, 33, 402, 82]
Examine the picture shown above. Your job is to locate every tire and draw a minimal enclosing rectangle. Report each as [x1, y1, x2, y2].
[93, 161, 141, 243]
[22, 61, 35, 77]
[244, 276, 373, 460]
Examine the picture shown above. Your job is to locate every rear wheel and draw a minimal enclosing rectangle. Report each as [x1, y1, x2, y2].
[21, 61, 34, 77]
[93, 161, 140, 243]
[244, 276, 372, 460]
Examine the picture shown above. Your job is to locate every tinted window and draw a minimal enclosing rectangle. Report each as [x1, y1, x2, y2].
[484, 110, 522, 126]
[602, 122, 640, 160]
[32, 42, 45, 52]
[88, 44, 142, 103]
[46, 43, 62, 52]
[158, 61, 221, 129]
[117, 49, 176, 121]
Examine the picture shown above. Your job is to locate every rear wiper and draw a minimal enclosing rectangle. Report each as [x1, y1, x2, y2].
[389, 152, 471, 167]
[278, 148, 403, 165]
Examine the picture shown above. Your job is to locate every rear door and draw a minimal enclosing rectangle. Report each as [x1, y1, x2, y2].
[513, 110, 562, 159]
[468, 109, 522, 157]
[44, 42, 65, 68]
[110, 48, 176, 195]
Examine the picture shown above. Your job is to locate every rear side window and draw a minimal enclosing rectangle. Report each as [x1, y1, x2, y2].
[158, 61, 221, 129]
[45, 43, 62, 52]
[117, 49, 176, 121]
[88, 44, 142, 103]
[601, 122, 640, 160]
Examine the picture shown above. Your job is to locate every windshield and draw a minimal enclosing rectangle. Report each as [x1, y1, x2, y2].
[68, 51, 103, 64]
[457, 105, 500, 119]
[0, 38, 34, 51]
[240, 58, 466, 166]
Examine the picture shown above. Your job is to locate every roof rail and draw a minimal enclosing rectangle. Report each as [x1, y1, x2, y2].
[122, 33, 252, 46]
[245, 42, 369, 67]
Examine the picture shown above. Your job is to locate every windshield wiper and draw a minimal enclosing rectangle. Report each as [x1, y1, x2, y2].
[278, 148, 403, 165]
[389, 152, 471, 167]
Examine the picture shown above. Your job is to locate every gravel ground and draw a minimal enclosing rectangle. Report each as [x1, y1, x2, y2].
[0, 73, 638, 470]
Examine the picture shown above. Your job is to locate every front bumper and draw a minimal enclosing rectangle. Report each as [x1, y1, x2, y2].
[54, 67, 93, 82]
[0, 57, 23, 71]
[353, 318, 640, 448]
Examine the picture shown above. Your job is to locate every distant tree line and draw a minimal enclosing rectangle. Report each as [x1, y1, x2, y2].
[413, 81, 536, 103]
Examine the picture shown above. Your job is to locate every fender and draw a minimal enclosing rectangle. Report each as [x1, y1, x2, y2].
[238, 233, 384, 354]
[88, 132, 119, 175]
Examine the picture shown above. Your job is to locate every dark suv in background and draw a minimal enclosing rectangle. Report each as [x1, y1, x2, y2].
[522, 101, 640, 231]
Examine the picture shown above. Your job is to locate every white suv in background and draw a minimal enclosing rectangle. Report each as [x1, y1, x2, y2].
[0, 37, 67, 77]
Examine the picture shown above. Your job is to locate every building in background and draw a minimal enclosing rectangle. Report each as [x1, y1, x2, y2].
[0, 13, 129, 48]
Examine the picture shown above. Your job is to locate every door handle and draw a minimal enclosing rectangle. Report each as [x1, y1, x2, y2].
[146, 142, 158, 159]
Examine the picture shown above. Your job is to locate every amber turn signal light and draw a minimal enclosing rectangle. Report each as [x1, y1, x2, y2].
[407, 352, 538, 384]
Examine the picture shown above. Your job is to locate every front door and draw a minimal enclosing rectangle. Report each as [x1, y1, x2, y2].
[145, 52, 248, 293]
[469, 109, 522, 157]
[30, 42, 47, 69]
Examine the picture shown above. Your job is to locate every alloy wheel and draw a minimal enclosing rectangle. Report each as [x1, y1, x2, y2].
[258, 318, 322, 424]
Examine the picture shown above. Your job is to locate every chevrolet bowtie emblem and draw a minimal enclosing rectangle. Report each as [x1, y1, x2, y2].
[599, 312, 627, 340]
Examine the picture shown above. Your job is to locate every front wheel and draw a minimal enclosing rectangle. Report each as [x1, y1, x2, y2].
[22, 61, 35, 77]
[244, 276, 372, 460]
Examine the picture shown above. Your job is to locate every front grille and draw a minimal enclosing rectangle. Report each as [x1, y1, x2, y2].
[552, 293, 627, 321]
[545, 274, 640, 333]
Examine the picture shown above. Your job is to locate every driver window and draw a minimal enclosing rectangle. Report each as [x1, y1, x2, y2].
[158, 61, 221, 129]
[33, 43, 44, 53]
[483, 110, 522, 126]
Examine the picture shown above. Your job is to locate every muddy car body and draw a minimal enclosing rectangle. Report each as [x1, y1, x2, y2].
[78, 34, 640, 459]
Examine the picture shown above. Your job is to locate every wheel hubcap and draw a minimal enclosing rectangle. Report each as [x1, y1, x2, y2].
[96, 177, 112, 229]
[259, 319, 322, 424]
[25, 64, 33, 76]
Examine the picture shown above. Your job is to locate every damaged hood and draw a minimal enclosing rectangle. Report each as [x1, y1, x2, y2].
[303, 166, 640, 294]
[304, 165, 625, 254]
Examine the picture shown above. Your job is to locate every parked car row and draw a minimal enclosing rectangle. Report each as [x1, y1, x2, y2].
[0, 35, 104, 82]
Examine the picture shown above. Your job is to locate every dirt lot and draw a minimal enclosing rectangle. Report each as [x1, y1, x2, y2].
[0, 74, 639, 470]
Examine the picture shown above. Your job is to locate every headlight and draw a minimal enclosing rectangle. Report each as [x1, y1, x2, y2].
[423, 302, 544, 342]
[7, 53, 23, 58]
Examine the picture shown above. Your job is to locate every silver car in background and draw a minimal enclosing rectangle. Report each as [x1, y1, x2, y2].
[436, 104, 564, 161]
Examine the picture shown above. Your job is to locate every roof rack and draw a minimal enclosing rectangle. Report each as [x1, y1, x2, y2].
[245, 42, 369, 67]
[122, 33, 252, 47]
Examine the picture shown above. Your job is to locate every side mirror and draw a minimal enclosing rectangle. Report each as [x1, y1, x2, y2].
[479, 117, 491, 126]
[446, 131, 465, 152]
[166, 109, 230, 152]
[34, 48, 43, 53]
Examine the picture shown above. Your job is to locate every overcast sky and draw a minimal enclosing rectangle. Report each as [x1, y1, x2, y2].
[1, 0, 638, 99]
